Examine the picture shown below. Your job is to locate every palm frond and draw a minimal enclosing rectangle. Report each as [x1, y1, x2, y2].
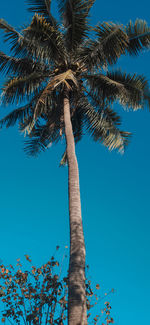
[0, 86, 50, 130]
[0, 51, 48, 76]
[81, 95, 130, 152]
[85, 70, 150, 110]
[58, 0, 95, 51]
[85, 88, 121, 125]
[26, 0, 56, 26]
[0, 17, 62, 63]
[0, 19, 27, 56]
[21, 89, 64, 155]
[80, 22, 128, 70]
[23, 14, 66, 63]
[94, 23, 128, 65]
[24, 114, 62, 156]
[0, 104, 31, 128]
[107, 70, 150, 109]
[23, 125, 56, 156]
[1, 72, 48, 105]
[0, 18, 45, 59]
[126, 19, 150, 55]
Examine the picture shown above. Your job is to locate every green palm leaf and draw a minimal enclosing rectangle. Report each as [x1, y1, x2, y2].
[0, 88, 50, 128]
[94, 23, 128, 65]
[107, 70, 150, 109]
[0, 105, 30, 128]
[76, 94, 130, 152]
[85, 71, 150, 110]
[0, 51, 48, 76]
[58, 0, 95, 51]
[24, 105, 63, 155]
[0, 19, 26, 56]
[23, 14, 66, 63]
[0, 18, 47, 59]
[79, 22, 128, 70]
[86, 107, 130, 152]
[24, 125, 59, 156]
[126, 19, 150, 55]
[1, 72, 49, 105]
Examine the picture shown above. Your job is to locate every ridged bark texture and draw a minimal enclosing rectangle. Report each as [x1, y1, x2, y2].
[63, 95, 87, 325]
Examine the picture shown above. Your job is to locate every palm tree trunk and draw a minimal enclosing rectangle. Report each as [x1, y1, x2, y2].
[63, 92, 87, 325]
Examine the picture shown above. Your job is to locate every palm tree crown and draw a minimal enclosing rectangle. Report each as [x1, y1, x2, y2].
[1, 0, 150, 160]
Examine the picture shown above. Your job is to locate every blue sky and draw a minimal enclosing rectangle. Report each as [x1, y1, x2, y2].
[0, 1, 150, 324]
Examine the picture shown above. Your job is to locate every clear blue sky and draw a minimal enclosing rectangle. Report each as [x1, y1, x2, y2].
[0, 1, 150, 324]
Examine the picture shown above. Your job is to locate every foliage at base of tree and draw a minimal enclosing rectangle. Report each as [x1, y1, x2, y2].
[0, 248, 114, 325]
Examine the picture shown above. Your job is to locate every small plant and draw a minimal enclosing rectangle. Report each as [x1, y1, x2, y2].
[0, 249, 114, 324]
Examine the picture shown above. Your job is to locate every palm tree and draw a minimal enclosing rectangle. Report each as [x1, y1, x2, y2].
[0, 1, 150, 323]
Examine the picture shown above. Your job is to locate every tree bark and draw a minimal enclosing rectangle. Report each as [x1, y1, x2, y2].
[63, 93, 87, 325]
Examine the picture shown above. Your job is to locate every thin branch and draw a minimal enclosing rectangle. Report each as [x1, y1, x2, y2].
[17, 285, 28, 325]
